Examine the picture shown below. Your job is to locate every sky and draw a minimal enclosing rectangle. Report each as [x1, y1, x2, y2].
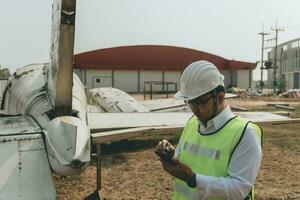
[1, 0, 300, 81]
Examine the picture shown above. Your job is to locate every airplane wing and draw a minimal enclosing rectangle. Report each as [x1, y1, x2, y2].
[140, 98, 185, 112]
[87, 87, 300, 145]
[88, 112, 192, 132]
[0, 115, 56, 199]
[89, 111, 300, 144]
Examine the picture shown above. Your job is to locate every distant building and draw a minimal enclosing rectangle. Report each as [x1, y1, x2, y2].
[74, 45, 256, 93]
[267, 37, 300, 90]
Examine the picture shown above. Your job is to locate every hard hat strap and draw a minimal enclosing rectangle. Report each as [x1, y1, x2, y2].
[212, 90, 218, 117]
[206, 88, 219, 122]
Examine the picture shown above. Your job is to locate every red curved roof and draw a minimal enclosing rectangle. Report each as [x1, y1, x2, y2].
[74, 45, 256, 71]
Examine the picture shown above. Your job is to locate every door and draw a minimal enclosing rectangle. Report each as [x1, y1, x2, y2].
[294, 72, 300, 89]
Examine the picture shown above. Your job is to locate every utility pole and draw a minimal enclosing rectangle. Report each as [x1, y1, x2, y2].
[258, 24, 269, 90]
[279, 48, 284, 92]
[271, 23, 284, 94]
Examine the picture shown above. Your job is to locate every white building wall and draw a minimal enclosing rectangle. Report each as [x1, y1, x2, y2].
[82, 68, 251, 92]
[140, 71, 162, 92]
[237, 70, 250, 89]
[86, 70, 112, 89]
[164, 71, 181, 91]
[114, 70, 138, 92]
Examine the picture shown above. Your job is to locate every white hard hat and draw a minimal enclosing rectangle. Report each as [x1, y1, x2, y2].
[175, 60, 225, 100]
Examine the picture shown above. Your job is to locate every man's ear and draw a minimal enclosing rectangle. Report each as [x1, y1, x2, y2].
[217, 92, 225, 104]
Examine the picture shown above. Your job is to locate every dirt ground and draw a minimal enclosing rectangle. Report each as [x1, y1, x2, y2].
[54, 96, 300, 200]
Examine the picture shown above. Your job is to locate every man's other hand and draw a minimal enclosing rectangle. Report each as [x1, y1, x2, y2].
[161, 158, 194, 185]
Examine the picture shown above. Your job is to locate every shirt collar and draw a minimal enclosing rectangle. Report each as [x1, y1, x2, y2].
[198, 105, 235, 134]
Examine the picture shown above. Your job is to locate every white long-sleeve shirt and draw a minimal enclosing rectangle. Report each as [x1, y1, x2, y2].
[175, 106, 262, 200]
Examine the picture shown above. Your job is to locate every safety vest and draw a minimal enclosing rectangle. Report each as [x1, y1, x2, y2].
[173, 116, 262, 200]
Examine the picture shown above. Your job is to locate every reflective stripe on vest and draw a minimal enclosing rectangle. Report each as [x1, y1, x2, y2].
[183, 142, 221, 160]
[173, 116, 262, 200]
[174, 182, 206, 199]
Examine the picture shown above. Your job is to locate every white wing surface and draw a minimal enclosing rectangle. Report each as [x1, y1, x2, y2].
[90, 111, 300, 144]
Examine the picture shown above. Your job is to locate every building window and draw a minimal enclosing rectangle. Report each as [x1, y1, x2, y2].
[282, 49, 287, 60]
[292, 41, 300, 48]
[284, 62, 286, 72]
[96, 78, 101, 83]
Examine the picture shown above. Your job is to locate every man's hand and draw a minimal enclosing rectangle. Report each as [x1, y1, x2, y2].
[161, 158, 194, 185]
[155, 139, 197, 188]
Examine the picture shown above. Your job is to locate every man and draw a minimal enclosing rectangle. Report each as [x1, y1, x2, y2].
[155, 60, 262, 200]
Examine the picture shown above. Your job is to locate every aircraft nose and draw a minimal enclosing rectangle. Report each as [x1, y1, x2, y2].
[70, 159, 84, 168]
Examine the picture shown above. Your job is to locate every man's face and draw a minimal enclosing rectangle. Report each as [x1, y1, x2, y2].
[185, 92, 215, 123]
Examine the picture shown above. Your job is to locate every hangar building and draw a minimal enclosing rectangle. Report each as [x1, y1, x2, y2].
[74, 45, 256, 93]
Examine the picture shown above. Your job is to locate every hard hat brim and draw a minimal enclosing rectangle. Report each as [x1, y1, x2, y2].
[174, 90, 198, 100]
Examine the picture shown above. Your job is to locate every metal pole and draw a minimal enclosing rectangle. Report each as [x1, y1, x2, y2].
[279, 48, 283, 91]
[96, 144, 101, 191]
[150, 83, 153, 100]
[162, 71, 165, 92]
[273, 29, 278, 94]
[166, 83, 169, 98]
[259, 23, 272, 92]
[258, 29, 267, 90]
[143, 82, 146, 100]
[271, 24, 284, 94]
